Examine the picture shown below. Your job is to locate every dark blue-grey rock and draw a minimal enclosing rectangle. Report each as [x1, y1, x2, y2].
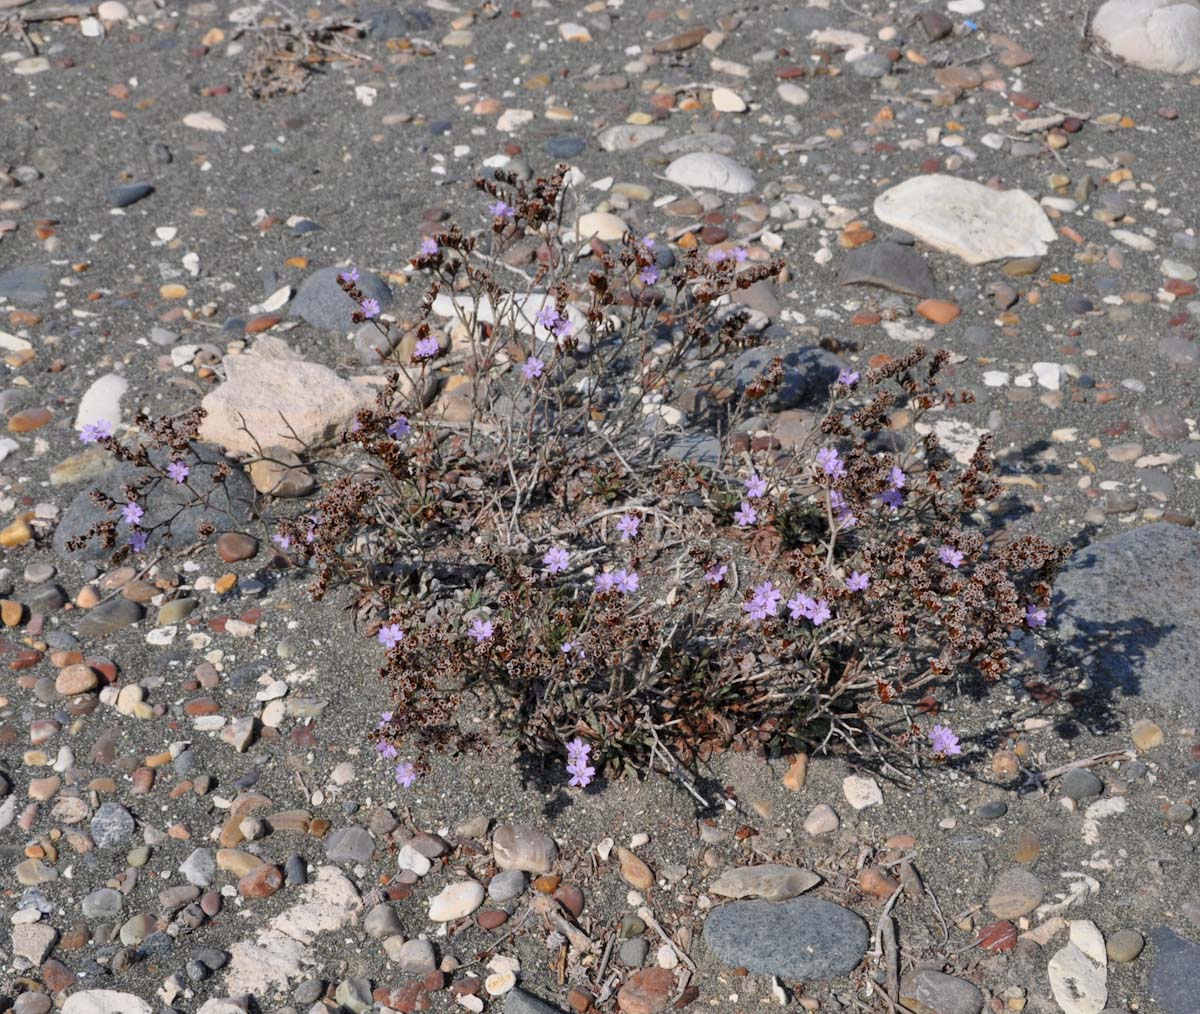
[544, 136, 586, 158]
[363, 6, 434, 38]
[1150, 927, 1200, 1013]
[91, 802, 135, 848]
[777, 9, 835, 33]
[505, 988, 567, 1014]
[290, 266, 392, 332]
[702, 897, 869, 979]
[1052, 524, 1200, 716]
[75, 598, 144, 638]
[108, 183, 154, 208]
[665, 431, 721, 469]
[839, 242, 936, 297]
[900, 970, 983, 1014]
[0, 264, 52, 306]
[851, 52, 893, 78]
[730, 346, 842, 409]
[53, 442, 255, 561]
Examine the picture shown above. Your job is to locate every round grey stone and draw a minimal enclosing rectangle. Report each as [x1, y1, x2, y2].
[90, 802, 135, 848]
[1061, 768, 1104, 801]
[81, 887, 123, 919]
[488, 869, 527, 902]
[619, 937, 648, 967]
[291, 267, 392, 332]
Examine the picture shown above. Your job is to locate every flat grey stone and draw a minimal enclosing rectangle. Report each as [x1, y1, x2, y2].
[1150, 927, 1200, 1013]
[91, 802, 135, 849]
[839, 242, 937, 298]
[75, 598, 144, 638]
[730, 346, 842, 409]
[505, 989, 568, 1014]
[665, 431, 720, 469]
[702, 896, 869, 980]
[659, 133, 739, 157]
[325, 826, 375, 864]
[0, 264, 52, 305]
[1052, 523, 1200, 716]
[81, 887, 123, 919]
[108, 183, 154, 208]
[900, 970, 983, 1014]
[53, 442, 255, 561]
[291, 266, 392, 332]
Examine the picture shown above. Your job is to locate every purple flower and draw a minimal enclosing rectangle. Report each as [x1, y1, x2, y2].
[128, 530, 148, 552]
[379, 711, 393, 727]
[595, 571, 618, 594]
[816, 447, 845, 480]
[387, 416, 410, 439]
[420, 237, 438, 255]
[566, 757, 595, 788]
[847, 570, 870, 592]
[543, 547, 569, 573]
[836, 511, 858, 530]
[732, 246, 748, 263]
[788, 593, 815, 621]
[273, 532, 291, 550]
[810, 599, 831, 626]
[79, 420, 113, 443]
[1026, 604, 1048, 629]
[707, 248, 727, 263]
[552, 316, 574, 340]
[468, 618, 494, 643]
[376, 741, 398, 759]
[567, 737, 591, 763]
[733, 501, 758, 527]
[121, 502, 144, 527]
[744, 474, 767, 499]
[167, 460, 189, 484]
[929, 724, 962, 757]
[395, 762, 418, 788]
[339, 267, 360, 284]
[378, 623, 404, 649]
[888, 466, 906, 490]
[642, 237, 655, 250]
[522, 356, 545, 380]
[704, 563, 728, 587]
[615, 569, 640, 594]
[413, 336, 439, 360]
[639, 265, 659, 286]
[536, 304, 560, 330]
[830, 490, 847, 510]
[360, 298, 381, 319]
[617, 513, 640, 541]
[877, 489, 903, 511]
[938, 546, 964, 569]
[489, 200, 514, 219]
[744, 581, 782, 622]
[837, 368, 859, 387]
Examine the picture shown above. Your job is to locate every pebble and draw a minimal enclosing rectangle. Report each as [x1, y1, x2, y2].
[1061, 768, 1104, 801]
[493, 824, 557, 873]
[107, 183, 154, 208]
[664, 153, 755, 194]
[842, 774, 883, 810]
[428, 880, 485, 921]
[986, 868, 1044, 919]
[1106, 929, 1144, 962]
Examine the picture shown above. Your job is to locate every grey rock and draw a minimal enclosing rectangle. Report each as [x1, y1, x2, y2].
[544, 136, 586, 158]
[851, 52, 893, 78]
[179, 849, 216, 888]
[730, 346, 842, 409]
[354, 323, 398, 366]
[294, 979, 325, 1006]
[74, 597, 144, 638]
[397, 938, 436, 973]
[82, 887, 123, 919]
[505, 988, 569, 1014]
[1061, 768, 1103, 801]
[777, 9, 835, 33]
[1150, 927, 1200, 1013]
[839, 242, 937, 298]
[54, 442, 255, 561]
[488, 869, 527, 902]
[364, 902, 403, 939]
[732, 280, 782, 322]
[363, 7, 433, 38]
[285, 853, 307, 885]
[108, 183, 154, 208]
[976, 801, 1008, 819]
[333, 977, 372, 1013]
[1052, 523, 1200, 716]
[291, 267, 392, 332]
[325, 826, 375, 864]
[900, 970, 983, 1014]
[918, 9, 954, 40]
[11, 923, 57, 965]
[659, 132, 739, 157]
[493, 824, 558, 873]
[665, 431, 721, 469]
[0, 264, 52, 305]
[91, 802, 135, 848]
[703, 897, 869, 979]
[620, 937, 648, 966]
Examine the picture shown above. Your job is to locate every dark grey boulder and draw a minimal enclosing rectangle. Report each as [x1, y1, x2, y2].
[291, 267, 392, 332]
[839, 242, 937, 298]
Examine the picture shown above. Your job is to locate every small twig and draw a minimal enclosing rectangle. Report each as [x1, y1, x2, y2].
[637, 906, 697, 972]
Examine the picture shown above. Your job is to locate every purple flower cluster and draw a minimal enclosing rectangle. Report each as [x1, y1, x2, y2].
[639, 265, 659, 286]
[378, 623, 404, 649]
[543, 546, 569, 574]
[743, 581, 782, 621]
[1025, 604, 1048, 628]
[929, 724, 961, 756]
[420, 237, 438, 255]
[707, 246, 748, 264]
[521, 355, 545, 380]
[121, 500, 147, 552]
[617, 513, 640, 541]
[595, 569, 639, 595]
[338, 267, 359, 284]
[395, 761, 418, 788]
[360, 298, 381, 319]
[566, 738, 594, 788]
[489, 200, 514, 219]
[79, 420, 113, 443]
[830, 490, 857, 530]
[788, 593, 831, 626]
[837, 368, 859, 387]
[387, 416, 410, 440]
[816, 447, 846, 481]
[535, 303, 575, 341]
[704, 563, 728, 587]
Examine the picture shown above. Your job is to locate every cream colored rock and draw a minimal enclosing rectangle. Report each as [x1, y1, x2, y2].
[873, 174, 1057, 265]
[63, 992, 152, 1014]
[575, 211, 629, 242]
[712, 86, 747, 112]
[428, 880, 485, 921]
[1048, 920, 1108, 1014]
[183, 111, 228, 133]
[1093, 0, 1200, 73]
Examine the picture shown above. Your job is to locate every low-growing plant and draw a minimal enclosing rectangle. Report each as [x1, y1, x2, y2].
[72, 163, 1069, 796]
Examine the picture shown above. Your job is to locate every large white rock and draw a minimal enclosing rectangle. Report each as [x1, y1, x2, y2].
[74, 373, 127, 434]
[873, 175, 1057, 265]
[1048, 920, 1108, 1014]
[63, 992, 153, 1014]
[199, 349, 375, 456]
[1093, 0, 1200, 74]
[664, 152, 755, 194]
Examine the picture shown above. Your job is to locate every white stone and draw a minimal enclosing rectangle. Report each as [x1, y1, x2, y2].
[597, 124, 668, 151]
[810, 28, 870, 48]
[485, 970, 516, 995]
[97, 1, 129, 20]
[558, 21, 592, 42]
[63, 992, 153, 1014]
[198, 351, 375, 456]
[183, 111, 227, 133]
[983, 370, 1011, 387]
[398, 843, 432, 876]
[74, 373, 127, 434]
[81, 17, 104, 37]
[664, 152, 755, 194]
[496, 108, 535, 132]
[842, 774, 883, 810]
[1162, 259, 1197, 279]
[803, 803, 840, 835]
[575, 211, 629, 242]
[1093, 0, 1200, 74]
[873, 175, 1057, 265]
[428, 880, 485, 922]
[948, 0, 985, 12]
[1033, 362, 1063, 390]
[712, 86, 747, 112]
[1048, 920, 1108, 1014]
[13, 58, 51, 76]
[1111, 228, 1156, 251]
[777, 82, 810, 106]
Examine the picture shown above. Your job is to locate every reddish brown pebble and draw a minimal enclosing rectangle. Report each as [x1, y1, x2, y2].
[130, 768, 155, 795]
[239, 864, 284, 899]
[11, 649, 44, 671]
[200, 891, 221, 916]
[41, 957, 76, 992]
[422, 970, 446, 992]
[8, 407, 52, 432]
[1158, 106, 1179, 120]
[244, 314, 282, 334]
[851, 310, 881, 327]
[184, 697, 219, 716]
[915, 299, 961, 324]
[476, 910, 508, 930]
[58, 922, 91, 951]
[568, 987, 595, 1012]
[618, 967, 675, 1014]
[554, 883, 585, 919]
[674, 984, 701, 1008]
[860, 866, 900, 899]
[449, 977, 482, 997]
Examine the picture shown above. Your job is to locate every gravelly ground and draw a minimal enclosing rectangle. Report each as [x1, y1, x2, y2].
[1, 0, 1200, 1013]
